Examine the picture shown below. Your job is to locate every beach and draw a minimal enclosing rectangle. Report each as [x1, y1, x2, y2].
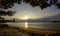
[0, 23, 60, 36]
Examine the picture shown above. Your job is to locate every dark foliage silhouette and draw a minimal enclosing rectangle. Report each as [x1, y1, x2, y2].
[0, 0, 60, 9]
[23, 0, 60, 9]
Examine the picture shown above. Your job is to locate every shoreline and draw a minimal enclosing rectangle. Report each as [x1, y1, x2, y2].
[0, 24, 60, 36]
[8, 24, 60, 34]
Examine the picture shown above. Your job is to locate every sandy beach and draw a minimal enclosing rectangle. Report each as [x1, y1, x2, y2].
[0, 24, 60, 36]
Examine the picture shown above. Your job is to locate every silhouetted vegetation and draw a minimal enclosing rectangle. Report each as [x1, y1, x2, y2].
[0, 10, 15, 16]
[23, 0, 60, 9]
[0, 0, 60, 9]
[0, 0, 22, 9]
[0, 9, 15, 23]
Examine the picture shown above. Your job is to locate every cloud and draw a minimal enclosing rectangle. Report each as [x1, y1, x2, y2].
[9, 3, 60, 19]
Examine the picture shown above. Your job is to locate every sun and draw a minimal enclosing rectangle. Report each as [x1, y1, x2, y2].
[24, 16, 30, 20]
[19, 15, 31, 20]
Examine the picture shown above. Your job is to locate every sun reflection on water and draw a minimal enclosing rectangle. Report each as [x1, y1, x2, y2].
[25, 22, 28, 28]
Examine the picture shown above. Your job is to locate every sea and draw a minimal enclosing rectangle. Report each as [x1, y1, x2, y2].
[4, 22, 60, 30]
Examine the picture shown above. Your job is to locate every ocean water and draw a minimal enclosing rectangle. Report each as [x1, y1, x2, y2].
[5, 22, 60, 30]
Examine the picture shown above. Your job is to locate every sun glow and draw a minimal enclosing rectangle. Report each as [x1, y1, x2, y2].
[19, 16, 30, 20]
[18, 14, 38, 20]
[24, 16, 30, 20]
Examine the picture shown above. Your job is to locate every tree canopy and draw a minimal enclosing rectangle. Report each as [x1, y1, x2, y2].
[0, 0, 60, 10]
[23, 0, 60, 9]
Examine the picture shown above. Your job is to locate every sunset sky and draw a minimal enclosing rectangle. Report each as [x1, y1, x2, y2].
[6, 0, 60, 20]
